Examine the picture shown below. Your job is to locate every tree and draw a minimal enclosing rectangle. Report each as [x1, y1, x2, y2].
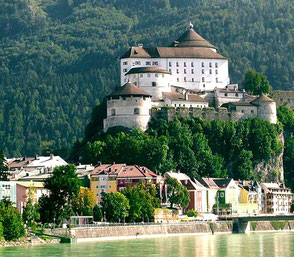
[0, 199, 25, 241]
[232, 150, 255, 180]
[0, 151, 9, 181]
[165, 176, 190, 209]
[22, 187, 40, 226]
[93, 205, 103, 222]
[39, 165, 81, 224]
[72, 187, 96, 216]
[242, 69, 271, 95]
[101, 192, 130, 222]
[122, 183, 160, 222]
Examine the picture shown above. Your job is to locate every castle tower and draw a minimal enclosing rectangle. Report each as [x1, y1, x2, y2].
[125, 67, 172, 99]
[103, 82, 152, 132]
[251, 94, 277, 124]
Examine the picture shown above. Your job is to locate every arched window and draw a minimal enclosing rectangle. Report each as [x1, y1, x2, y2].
[134, 108, 140, 114]
[111, 109, 116, 116]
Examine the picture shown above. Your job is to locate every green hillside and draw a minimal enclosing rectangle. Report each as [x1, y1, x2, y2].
[0, 0, 294, 156]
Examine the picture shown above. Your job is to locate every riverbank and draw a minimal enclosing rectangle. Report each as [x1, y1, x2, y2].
[0, 236, 60, 248]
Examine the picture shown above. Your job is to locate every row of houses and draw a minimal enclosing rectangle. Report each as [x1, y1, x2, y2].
[1, 158, 293, 216]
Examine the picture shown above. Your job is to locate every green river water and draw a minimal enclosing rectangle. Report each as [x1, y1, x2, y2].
[1, 232, 293, 257]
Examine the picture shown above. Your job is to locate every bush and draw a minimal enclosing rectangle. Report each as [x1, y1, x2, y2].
[0, 222, 4, 241]
[187, 209, 198, 217]
[271, 221, 285, 230]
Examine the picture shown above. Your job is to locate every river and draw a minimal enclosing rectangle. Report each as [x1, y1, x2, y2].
[1, 232, 293, 257]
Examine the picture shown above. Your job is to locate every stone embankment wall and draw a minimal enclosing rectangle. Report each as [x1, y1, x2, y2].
[70, 222, 232, 239]
[251, 221, 294, 232]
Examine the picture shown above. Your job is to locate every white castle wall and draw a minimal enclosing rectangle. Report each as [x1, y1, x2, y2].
[257, 101, 277, 124]
[121, 58, 229, 91]
[126, 72, 172, 99]
[104, 96, 152, 132]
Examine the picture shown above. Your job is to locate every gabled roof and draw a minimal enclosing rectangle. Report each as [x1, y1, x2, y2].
[109, 82, 151, 97]
[162, 92, 207, 103]
[126, 67, 171, 75]
[172, 28, 217, 49]
[250, 94, 274, 105]
[199, 177, 234, 189]
[120, 47, 226, 60]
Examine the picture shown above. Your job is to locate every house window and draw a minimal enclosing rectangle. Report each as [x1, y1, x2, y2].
[122, 96, 126, 100]
[169, 62, 172, 67]
[216, 77, 218, 83]
[134, 82, 137, 86]
[162, 74, 165, 78]
[176, 62, 179, 67]
[140, 74, 143, 78]
[192, 78, 194, 82]
[123, 69, 127, 72]
[235, 93, 239, 97]
[123, 61, 128, 65]
[202, 62, 204, 67]
[202, 77, 205, 82]
[202, 69, 204, 74]
[191, 69, 194, 74]
[134, 108, 140, 114]
[147, 74, 151, 77]
[155, 74, 159, 77]
[176, 69, 179, 74]
[184, 62, 186, 67]
[109, 185, 112, 188]
[215, 63, 218, 68]
[203, 84, 205, 88]
[169, 69, 172, 73]
[209, 62, 212, 67]
[135, 61, 141, 65]
[216, 69, 218, 74]
[146, 61, 151, 65]
[224, 93, 228, 96]
[152, 82, 157, 87]
[210, 69, 212, 74]
[251, 110, 254, 114]
[177, 78, 179, 82]
[152, 61, 158, 65]
[184, 77, 187, 82]
[184, 69, 186, 74]
[191, 62, 194, 67]
[111, 109, 116, 116]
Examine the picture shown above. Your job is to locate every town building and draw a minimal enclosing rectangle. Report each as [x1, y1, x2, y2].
[261, 183, 292, 214]
[166, 172, 207, 213]
[90, 164, 161, 203]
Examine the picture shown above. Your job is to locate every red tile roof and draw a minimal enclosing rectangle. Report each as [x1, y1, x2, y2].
[162, 92, 207, 103]
[109, 82, 151, 97]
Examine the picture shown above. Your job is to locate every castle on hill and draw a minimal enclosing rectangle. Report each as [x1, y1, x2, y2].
[103, 23, 277, 132]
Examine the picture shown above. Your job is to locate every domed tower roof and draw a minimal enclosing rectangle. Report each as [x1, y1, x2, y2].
[126, 67, 171, 75]
[171, 22, 217, 49]
[109, 82, 151, 97]
[251, 94, 274, 105]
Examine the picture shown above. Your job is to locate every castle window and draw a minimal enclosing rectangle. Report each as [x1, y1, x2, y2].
[183, 104, 185, 107]
[162, 74, 165, 78]
[203, 84, 205, 88]
[215, 63, 218, 68]
[209, 69, 212, 74]
[209, 62, 212, 67]
[152, 61, 158, 65]
[146, 61, 151, 65]
[111, 109, 116, 116]
[177, 78, 179, 82]
[235, 93, 239, 97]
[176, 62, 179, 67]
[184, 69, 186, 74]
[134, 108, 140, 114]
[155, 74, 159, 77]
[184, 62, 186, 67]
[184, 77, 187, 82]
[202, 77, 205, 82]
[123, 61, 128, 65]
[135, 61, 141, 65]
[202, 69, 204, 74]
[216, 69, 218, 74]
[202, 62, 204, 67]
[147, 74, 151, 77]
[192, 78, 194, 82]
[216, 77, 218, 83]
[224, 93, 228, 96]
[140, 74, 143, 78]
[152, 82, 157, 87]
[123, 69, 127, 72]
[169, 62, 172, 67]
[251, 110, 254, 114]
[174, 104, 177, 107]
[191, 69, 194, 74]
[169, 69, 172, 73]
[191, 62, 194, 67]
[177, 69, 179, 74]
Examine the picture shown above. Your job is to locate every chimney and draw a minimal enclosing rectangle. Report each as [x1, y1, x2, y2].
[35, 155, 39, 160]
[50, 154, 54, 160]
[97, 161, 102, 166]
[138, 43, 143, 48]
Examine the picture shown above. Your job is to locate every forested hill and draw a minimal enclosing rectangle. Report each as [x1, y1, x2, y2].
[1, 0, 294, 157]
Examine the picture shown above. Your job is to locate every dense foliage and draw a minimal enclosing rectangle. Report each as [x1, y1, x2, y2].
[242, 69, 271, 95]
[0, 199, 25, 241]
[0, 151, 9, 180]
[39, 164, 81, 224]
[1, 0, 294, 156]
[80, 116, 282, 181]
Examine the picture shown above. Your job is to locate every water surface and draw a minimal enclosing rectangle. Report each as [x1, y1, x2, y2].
[1, 232, 293, 257]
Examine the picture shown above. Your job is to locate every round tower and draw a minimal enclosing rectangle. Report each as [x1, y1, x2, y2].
[251, 94, 277, 124]
[103, 82, 152, 132]
[126, 67, 172, 99]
